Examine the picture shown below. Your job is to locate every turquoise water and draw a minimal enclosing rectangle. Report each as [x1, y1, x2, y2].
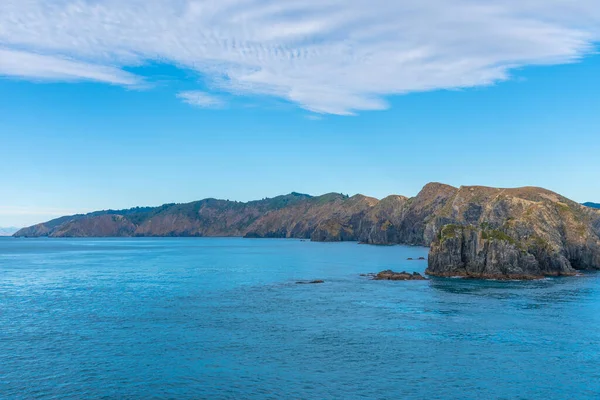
[1, 237, 599, 399]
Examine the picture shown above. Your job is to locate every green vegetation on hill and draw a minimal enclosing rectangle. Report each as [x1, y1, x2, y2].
[13, 184, 600, 280]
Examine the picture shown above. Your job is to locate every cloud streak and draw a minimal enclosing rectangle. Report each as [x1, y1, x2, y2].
[177, 91, 224, 108]
[0, 48, 141, 85]
[0, 0, 598, 114]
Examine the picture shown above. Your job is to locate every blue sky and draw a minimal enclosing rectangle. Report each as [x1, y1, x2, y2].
[1, 1, 599, 227]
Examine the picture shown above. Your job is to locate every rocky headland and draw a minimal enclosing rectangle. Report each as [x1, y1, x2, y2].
[426, 186, 600, 279]
[14, 183, 600, 280]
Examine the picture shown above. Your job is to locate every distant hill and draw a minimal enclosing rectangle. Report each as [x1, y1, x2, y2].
[0, 227, 19, 236]
[14, 192, 367, 241]
[14, 183, 600, 279]
[583, 202, 600, 209]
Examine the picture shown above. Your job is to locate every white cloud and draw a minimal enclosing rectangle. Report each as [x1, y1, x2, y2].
[0, 48, 141, 85]
[177, 90, 224, 108]
[0, 0, 598, 115]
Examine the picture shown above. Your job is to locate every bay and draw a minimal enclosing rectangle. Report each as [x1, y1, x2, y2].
[1, 237, 599, 399]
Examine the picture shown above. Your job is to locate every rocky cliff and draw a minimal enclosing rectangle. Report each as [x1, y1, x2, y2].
[14, 183, 600, 279]
[426, 186, 600, 279]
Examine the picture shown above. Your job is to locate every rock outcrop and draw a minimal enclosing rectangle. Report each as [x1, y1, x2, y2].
[428, 225, 547, 279]
[14, 183, 600, 280]
[371, 270, 428, 281]
[426, 186, 600, 279]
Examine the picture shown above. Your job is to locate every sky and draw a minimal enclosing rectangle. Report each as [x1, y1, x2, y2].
[1, 0, 599, 227]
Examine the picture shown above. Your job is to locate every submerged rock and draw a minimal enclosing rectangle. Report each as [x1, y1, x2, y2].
[372, 270, 428, 281]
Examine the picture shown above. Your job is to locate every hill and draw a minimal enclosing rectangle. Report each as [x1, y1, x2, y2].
[15, 183, 600, 279]
[14, 192, 370, 240]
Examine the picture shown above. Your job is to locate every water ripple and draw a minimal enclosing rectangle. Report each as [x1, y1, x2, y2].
[1, 237, 599, 399]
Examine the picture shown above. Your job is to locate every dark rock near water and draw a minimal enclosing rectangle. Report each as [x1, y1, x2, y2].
[296, 280, 325, 284]
[372, 270, 428, 281]
[427, 225, 546, 280]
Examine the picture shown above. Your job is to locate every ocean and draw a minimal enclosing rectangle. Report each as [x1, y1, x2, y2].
[1, 237, 599, 399]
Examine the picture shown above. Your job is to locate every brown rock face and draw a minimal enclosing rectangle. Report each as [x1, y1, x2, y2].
[50, 215, 137, 237]
[244, 194, 378, 240]
[355, 195, 408, 244]
[396, 182, 459, 246]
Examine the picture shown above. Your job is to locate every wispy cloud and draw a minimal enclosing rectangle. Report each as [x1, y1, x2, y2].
[0, 0, 598, 114]
[177, 91, 225, 108]
[0, 48, 141, 86]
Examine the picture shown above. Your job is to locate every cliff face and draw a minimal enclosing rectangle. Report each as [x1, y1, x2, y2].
[429, 225, 561, 279]
[355, 195, 409, 244]
[426, 186, 600, 279]
[395, 182, 458, 246]
[245, 194, 378, 240]
[353, 183, 459, 246]
[14, 183, 600, 279]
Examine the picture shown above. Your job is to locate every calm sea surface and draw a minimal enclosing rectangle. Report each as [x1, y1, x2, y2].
[1, 237, 599, 399]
